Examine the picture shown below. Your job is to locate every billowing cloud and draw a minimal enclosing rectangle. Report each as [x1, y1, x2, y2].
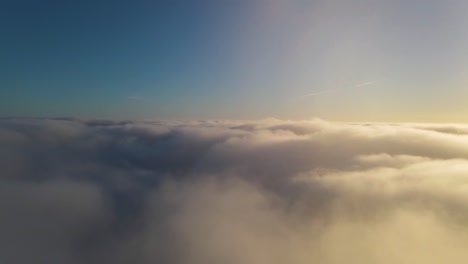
[1, 117, 468, 263]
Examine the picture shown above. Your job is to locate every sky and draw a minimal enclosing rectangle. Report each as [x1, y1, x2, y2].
[1, 0, 468, 121]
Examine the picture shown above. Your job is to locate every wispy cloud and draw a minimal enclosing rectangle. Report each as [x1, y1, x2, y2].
[303, 81, 375, 97]
[127, 96, 151, 101]
[303, 89, 340, 97]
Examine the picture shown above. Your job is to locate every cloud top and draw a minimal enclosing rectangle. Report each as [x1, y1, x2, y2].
[1, 118, 468, 263]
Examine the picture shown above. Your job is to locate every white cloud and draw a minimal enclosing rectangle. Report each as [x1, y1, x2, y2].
[1, 118, 468, 263]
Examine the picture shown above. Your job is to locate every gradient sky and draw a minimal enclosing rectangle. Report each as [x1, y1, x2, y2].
[1, 0, 468, 121]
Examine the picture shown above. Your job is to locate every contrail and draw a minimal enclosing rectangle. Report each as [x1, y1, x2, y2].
[303, 89, 340, 97]
[303, 81, 375, 97]
[354, 81, 375, 87]
[127, 96, 151, 101]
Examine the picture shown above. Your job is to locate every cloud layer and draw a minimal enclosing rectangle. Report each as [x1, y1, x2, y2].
[1, 118, 468, 263]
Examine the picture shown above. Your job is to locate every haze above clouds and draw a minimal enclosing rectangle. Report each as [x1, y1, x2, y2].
[1, 118, 468, 263]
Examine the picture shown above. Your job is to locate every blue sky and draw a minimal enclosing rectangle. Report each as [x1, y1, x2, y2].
[1, 0, 468, 121]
